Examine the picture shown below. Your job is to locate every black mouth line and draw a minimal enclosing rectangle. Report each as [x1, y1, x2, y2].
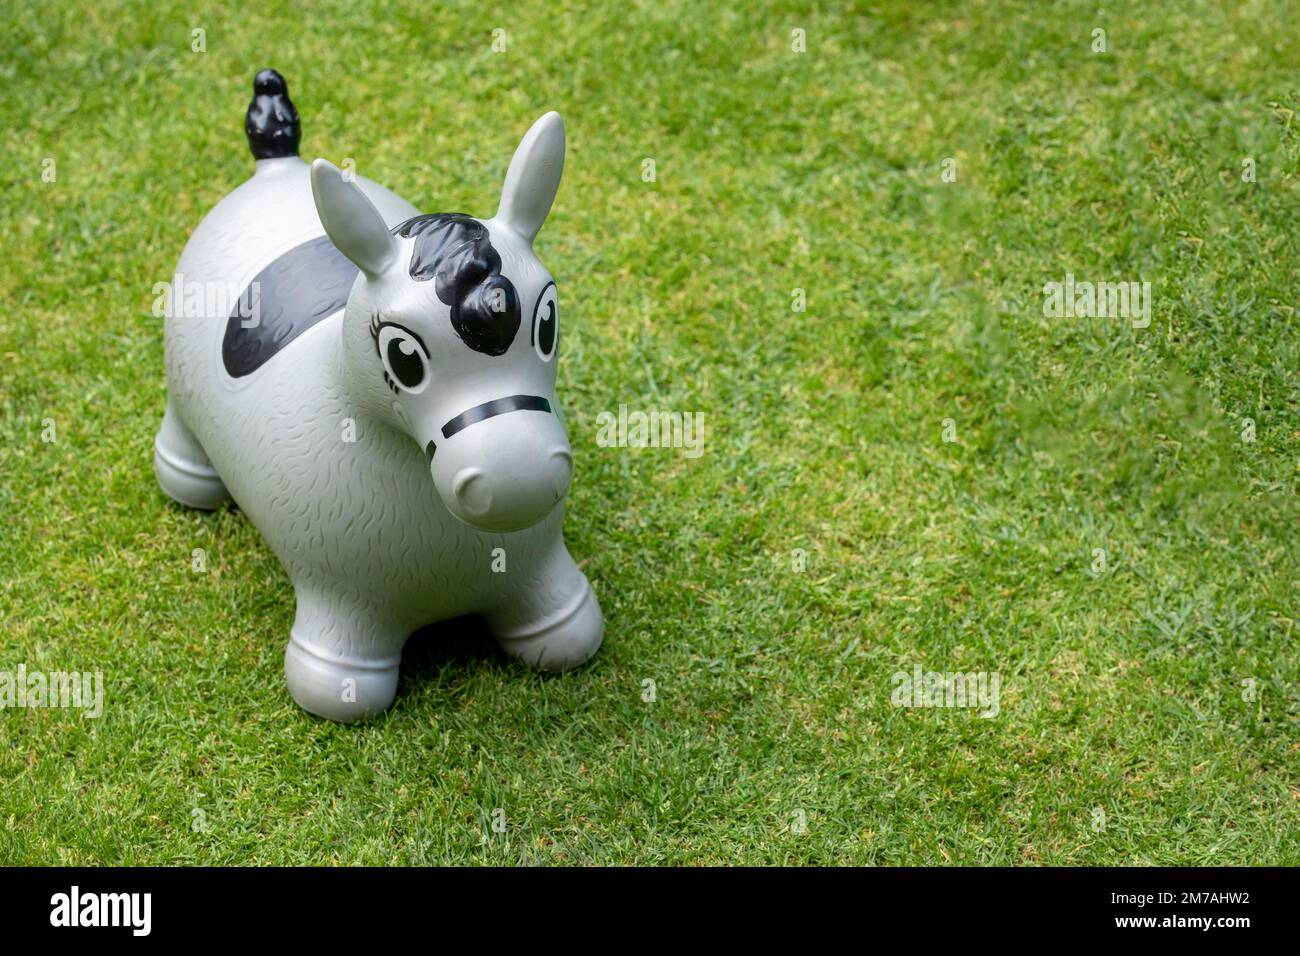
[441, 395, 552, 439]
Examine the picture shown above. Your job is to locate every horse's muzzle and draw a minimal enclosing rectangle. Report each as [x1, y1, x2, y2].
[426, 394, 570, 532]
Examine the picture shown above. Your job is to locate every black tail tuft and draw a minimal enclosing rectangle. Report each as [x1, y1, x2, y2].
[245, 68, 301, 160]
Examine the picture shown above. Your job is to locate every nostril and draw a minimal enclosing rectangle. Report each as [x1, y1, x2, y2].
[452, 468, 492, 516]
[550, 449, 573, 499]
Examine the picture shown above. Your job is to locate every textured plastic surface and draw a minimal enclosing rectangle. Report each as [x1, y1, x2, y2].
[155, 71, 603, 721]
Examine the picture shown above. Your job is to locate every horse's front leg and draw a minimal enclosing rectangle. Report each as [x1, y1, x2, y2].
[483, 540, 604, 672]
[283, 581, 408, 721]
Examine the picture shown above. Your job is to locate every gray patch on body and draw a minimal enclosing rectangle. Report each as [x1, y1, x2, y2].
[221, 235, 359, 377]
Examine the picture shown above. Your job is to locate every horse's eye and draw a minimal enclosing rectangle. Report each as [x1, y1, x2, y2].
[375, 323, 430, 393]
[531, 282, 558, 362]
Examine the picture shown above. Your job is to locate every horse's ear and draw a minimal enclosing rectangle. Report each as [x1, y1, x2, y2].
[495, 112, 565, 245]
[311, 159, 398, 278]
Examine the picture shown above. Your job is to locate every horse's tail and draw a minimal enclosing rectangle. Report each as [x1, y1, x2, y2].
[245, 68, 301, 161]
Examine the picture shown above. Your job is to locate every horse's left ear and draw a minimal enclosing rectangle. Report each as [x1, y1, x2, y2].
[494, 112, 565, 245]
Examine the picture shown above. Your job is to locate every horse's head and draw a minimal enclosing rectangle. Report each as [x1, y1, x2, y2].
[312, 113, 570, 533]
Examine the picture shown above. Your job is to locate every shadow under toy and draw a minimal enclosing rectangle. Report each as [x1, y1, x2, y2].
[155, 69, 603, 720]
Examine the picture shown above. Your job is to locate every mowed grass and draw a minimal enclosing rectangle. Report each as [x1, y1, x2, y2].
[0, 0, 1297, 865]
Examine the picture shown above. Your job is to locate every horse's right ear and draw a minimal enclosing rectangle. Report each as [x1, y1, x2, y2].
[311, 159, 398, 278]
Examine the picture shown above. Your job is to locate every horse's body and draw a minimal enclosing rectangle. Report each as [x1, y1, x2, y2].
[155, 71, 602, 720]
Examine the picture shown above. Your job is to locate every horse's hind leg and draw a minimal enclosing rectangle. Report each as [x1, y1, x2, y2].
[154, 401, 230, 509]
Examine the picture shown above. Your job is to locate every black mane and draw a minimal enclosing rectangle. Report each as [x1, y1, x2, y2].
[394, 214, 520, 356]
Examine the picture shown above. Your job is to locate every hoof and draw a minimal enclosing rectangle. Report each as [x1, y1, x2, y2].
[154, 438, 230, 510]
[494, 581, 604, 672]
[284, 637, 399, 722]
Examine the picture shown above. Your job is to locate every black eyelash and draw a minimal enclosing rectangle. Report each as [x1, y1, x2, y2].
[370, 317, 430, 357]
[374, 314, 400, 393]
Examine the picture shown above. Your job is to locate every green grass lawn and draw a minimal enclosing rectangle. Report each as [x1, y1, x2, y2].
[1, 0, 1297, 865]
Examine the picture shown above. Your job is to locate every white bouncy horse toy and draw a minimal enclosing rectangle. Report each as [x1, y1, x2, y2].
[155, 70, 603, 720]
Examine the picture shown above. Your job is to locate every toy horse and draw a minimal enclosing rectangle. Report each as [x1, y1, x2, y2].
[155, 69, 603, 720]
